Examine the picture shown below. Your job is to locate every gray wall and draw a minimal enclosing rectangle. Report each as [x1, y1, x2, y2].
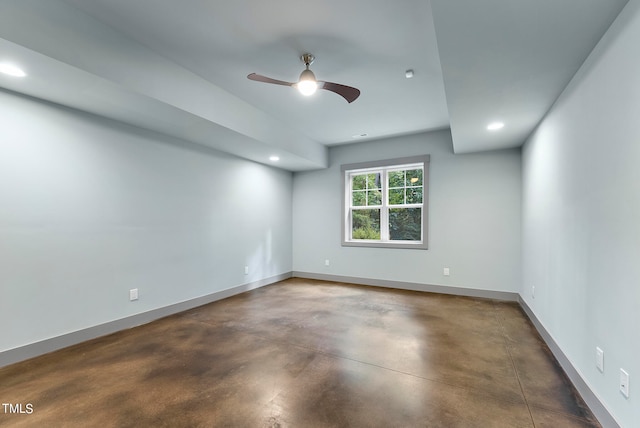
[522, 0, 640, 425]
[0, 89, 293, 354]
[293, 130, 522, 293]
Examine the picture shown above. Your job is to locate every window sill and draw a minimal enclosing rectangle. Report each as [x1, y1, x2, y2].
[342, 240, 428, 250]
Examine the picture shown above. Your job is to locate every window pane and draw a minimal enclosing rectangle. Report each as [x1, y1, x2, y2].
[352, 209, 381, 240]
[389, 188, 404, 205]
[389, 208, 421, 241]
[406, 187, 423, 204]
[388, 170, 404, 188]
[352, 174, 366, 190]
[352, 191, 366, 206]
[406, 169, 422, 186]
[367, 173, 381, 189]
[367, 189, 382, 206]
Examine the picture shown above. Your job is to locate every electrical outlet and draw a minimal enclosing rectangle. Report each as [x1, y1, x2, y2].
[443, 267, 450, 276]
[620, 369, 630, 398]
[129, 288, 138, 301]
[596, 347, 604, 372]
[244, 266, 249, 275]
[325, 259, 330, 267]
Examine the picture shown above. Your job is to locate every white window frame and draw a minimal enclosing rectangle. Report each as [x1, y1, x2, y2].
[341, 155, 430, 249]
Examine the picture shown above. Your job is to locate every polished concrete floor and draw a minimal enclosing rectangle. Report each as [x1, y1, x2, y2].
[0, 278, 598, 427]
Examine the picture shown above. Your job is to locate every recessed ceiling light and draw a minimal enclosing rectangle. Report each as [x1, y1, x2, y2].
[269, 156, 280, 162]
[0, 63, 26, 77]
[487, 122, 505, 131]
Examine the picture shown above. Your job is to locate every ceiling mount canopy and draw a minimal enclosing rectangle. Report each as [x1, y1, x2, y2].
[301, 53, 315, 67]
[248, 53, 361, 103]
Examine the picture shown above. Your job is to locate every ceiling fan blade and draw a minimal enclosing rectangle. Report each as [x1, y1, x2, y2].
[318, 81, 361, 103]
[247, 73, 293, 87]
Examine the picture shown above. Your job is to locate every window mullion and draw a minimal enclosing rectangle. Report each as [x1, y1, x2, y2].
[347, 172, 353, 240]
[381, 169, 389, 241]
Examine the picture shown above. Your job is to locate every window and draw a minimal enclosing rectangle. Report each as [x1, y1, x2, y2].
[341, 155, 429, 249]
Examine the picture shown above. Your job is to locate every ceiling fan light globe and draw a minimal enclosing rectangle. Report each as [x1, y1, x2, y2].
[297, 69, 318, 96]
[297, 80, 318, 96]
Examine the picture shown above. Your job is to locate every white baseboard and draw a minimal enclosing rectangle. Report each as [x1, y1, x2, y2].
[292, 271, 520, 301]
[519, 298, 619, 428]
[0, 272, 292, 368]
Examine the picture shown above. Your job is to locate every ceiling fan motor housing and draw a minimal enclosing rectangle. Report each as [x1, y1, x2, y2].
[299, 68, 316, 82]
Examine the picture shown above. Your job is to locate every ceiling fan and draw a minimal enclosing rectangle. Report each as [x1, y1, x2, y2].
[248, 53, 361, 103]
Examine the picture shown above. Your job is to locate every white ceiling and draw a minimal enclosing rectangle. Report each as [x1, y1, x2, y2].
[0, 0, 629, 170]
